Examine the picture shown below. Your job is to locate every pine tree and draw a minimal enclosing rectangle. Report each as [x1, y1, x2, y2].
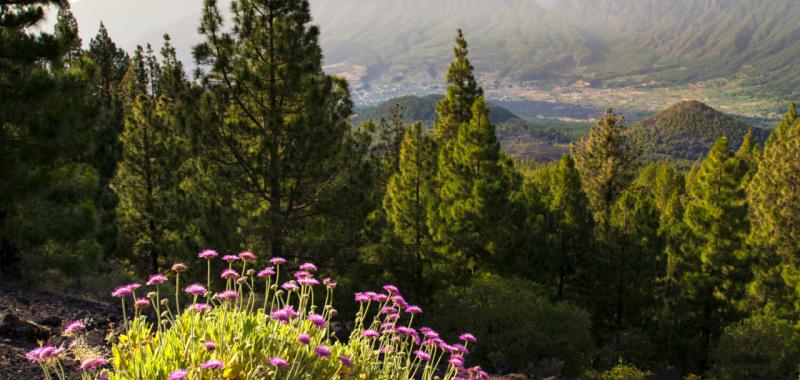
[434, 97, 514, 270]
[53, 8, 82, 65]
[748, 114, 800, 317]
[545, 155, 594, 301]
[194, 0, 353, 259]
[681, 137, 750, 362]
[1, 0, 106, 282]
[765, 103, 796, 148]
[88, 23, 130, 104]
[573, 109, 640, 228]
[735, 129, 761, 185]
[383, 122, 437, 290]
[113, 41, 190, 272]
[434, 29, 483, 145]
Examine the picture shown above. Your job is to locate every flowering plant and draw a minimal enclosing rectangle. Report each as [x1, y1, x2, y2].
[29, 250, 486, 380]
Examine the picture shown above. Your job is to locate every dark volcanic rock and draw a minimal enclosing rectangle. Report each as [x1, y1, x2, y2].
[0, 313, 50, 341]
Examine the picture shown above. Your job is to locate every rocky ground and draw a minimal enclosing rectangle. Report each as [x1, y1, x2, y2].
[0, 284, 120, 379]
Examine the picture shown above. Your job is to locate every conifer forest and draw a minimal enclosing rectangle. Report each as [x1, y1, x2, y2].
[3, 1, 800, 379]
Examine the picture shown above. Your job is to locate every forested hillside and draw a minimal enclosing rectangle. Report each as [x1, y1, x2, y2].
[5, 1, 800, 380]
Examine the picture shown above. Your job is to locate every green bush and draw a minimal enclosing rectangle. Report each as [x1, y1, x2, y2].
[599, 363, 651, 380]
[428, 273, 594, 377]
[709, 315, 800, 380]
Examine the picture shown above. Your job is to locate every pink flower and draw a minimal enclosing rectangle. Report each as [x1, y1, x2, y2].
[239, 251, 257, 261]
[134, 298, 150, 309]
[111, 285, 133, 298]
[323, 278, 337, 288]
[414, 350, 431, 361]
[298, 277, 319, 286]
[308, 313, 326, 328]
[281, 281, 299, 291]
[298, 332, 311, 345]
[64, 321, 85, 334]
[338, 354, 353, 368]
[375, 294, 388, 302]
[383, 284, 400, 295]
[204, 341, 216, 351]
[168, 369, 188, 380]
[184, 284, 207, 296]
[449, 355, 464, 367]
[198, 249, 219, 260]
[363, 291, 379, 300]
[453, 343, 470, 354]
[361, 330, 379, 338]
[80, 358, 108, 371]
[222, 255, 240, 262]
[294, 270, 312, 279]
[146, 274, 168, 286]
[299, 262, 317, 272]
[406, 305, 422, 314]
[221, 268, 239, 279]
[189, 303, 212, 312]
[25, 346, 64, 362]
[269, 257, 287, 265]
[459, 333, 477, 343]
[354, 293, 369, 302]
[257, 267, 275, 278]
[217, 291, 239, 301]
[271, 306, 299, 323]
[270, 356, 289, 368]
[200, 359, 224, 369]
[380, 306, 396, 315]
[171, 263, 188, 272]
[314, 345, 331, 358]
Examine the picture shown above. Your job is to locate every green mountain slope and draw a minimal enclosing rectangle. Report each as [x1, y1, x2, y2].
[353, 95, 521, 126]
[631, 100, 770, 160]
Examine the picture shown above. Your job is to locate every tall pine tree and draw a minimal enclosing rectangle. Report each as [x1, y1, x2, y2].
[384, 122, 438, 292]
[680, 137, 750, 364]
[194, 0, 353, 259]
[748, 109, 800, 318]
[434, 29, 483, 145]
[434, 97, 515, 271]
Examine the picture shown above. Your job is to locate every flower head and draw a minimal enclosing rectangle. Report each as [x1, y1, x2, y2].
[221, 268, 239, 280]
[314, 345, 331, 358]
[111, 285, 133, 298]
[269, 356, 289, 368]
[64, 321, 85, 335]
[298, 277, 319, 286]
[298, 332, 311, 345]
[200, 359, 224, 369]
[323, 277, 337, 288]
[270, 306, 299, 323]
[189, 303, 212, 313]
[406, 305, 422, 314]
[217, 290, 239, 301]
[414, 350, 431, 361]
[299, 262, 317, 272]
[257, 267, 275, 278]
[80, 358, 108, 371]
[204, 341, 216, 351]
[184, 284, 207, 296]
[383, 284, 400, 295]
[269, 257, 287, 265]
[168, 369, 188, 380]
[239, 251, 257, 261]
[222, 255, 240, 262]
[361, 329, 380, 338]
[459, 333, 477, 343]
[308, 313, 326, 328]
[281, 281, 299, 291]
[354, 292, 369, 302]
[134, 298, 150, 309]
[198, 249, 219, 260]
[171, 263, 188, 272]
[146, 274, 168, 286]
[338, 354, 353, 368]
[25, 346, 63, 362]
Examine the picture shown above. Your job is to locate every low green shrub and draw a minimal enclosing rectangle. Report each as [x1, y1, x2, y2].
[428, 273, 594, 377]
